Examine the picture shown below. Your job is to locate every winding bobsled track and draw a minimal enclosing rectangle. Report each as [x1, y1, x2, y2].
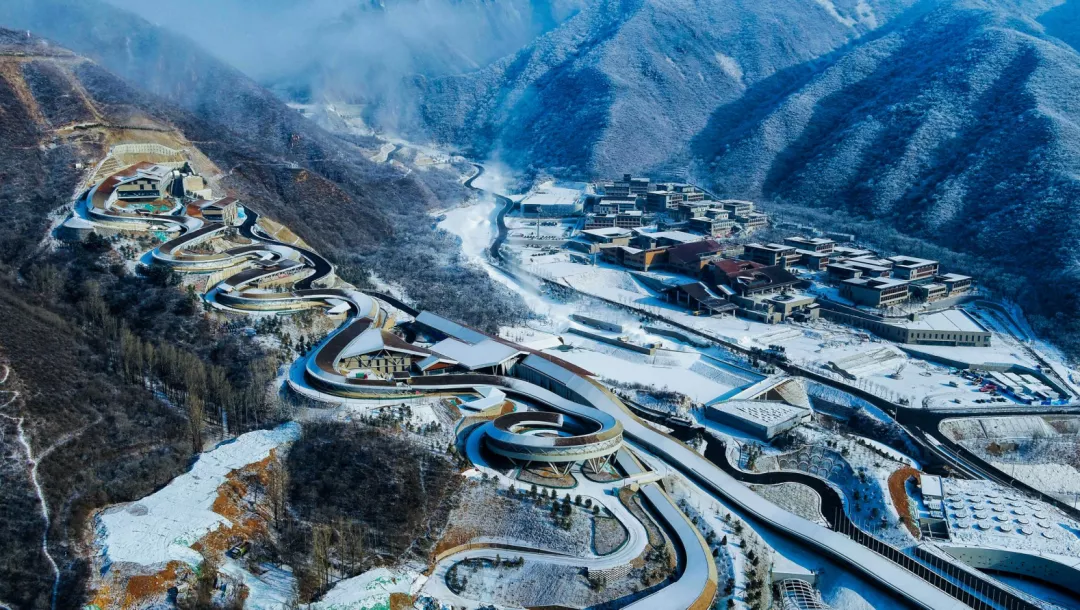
[73, 158, 971, 610]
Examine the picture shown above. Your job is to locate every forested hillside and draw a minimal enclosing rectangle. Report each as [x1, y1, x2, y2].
[410, 0, 920, 176]
[0, 0, 530, 331]
[407, 0, 1080, 353]
[694, 0, 1080, 351]
[0, 21, 524, 608]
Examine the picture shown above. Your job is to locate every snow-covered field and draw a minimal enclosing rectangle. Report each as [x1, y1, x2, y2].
[989, 463, 1080, 504]
[514, 254, 1079, 408]
[95, 422, 301, 569]
[942, 416, 1080, 503]
[439, 199, 498, 262]
[313, 567, 422, 610]
[545, 333, 758, 404]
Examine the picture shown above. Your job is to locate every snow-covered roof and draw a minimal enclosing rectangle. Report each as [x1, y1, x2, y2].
[888, 254, 938, 268]
[639, 230, 703, 244]
[118, 163, 173, 184]
[460, 387, 507, 412]
[900, 310, 986, 333]
[415, 311, 488, 345]
[707, 400, 809, 427]
[339, 327, 432, 359]
[415, 354, 457, 371]
[942, 478, 1080, 557]
[429, 337, 521, 370]
[843, 277, 908, 289]
[520, 184, 582, 207]
[937, 273, 972, 282]
[582, 227, 633, 239]
[922, 475, 943, 499]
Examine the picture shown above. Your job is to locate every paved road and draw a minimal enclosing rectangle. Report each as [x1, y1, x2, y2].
[899, 408, 1080, 522]
[462, 163, 516, 262]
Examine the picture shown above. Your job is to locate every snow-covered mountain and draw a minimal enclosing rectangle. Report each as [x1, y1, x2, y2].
[408, 0, 921, 176]
[404, 0, 1080, 352]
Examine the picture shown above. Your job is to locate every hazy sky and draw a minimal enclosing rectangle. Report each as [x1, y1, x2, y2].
[104, 0, 585, 94]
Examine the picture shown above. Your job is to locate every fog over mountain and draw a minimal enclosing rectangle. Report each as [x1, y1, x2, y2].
[103, 0, 587, 130]
[83, 0, 1080, 346]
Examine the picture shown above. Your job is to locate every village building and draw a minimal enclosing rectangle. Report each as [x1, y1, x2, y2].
[734, 211, 768, 234]
[666, 239, 726, 274]
[114, 164, 176, 201]
[604, 174, 652, 200]
[888, 255, 939, 281]
[521, 184, 584, 216]
[783, 236, 835, 254]
[744, 243, 799, 268]
[718, 200, 754, 216]
[937, 273, 974, 296]
[911, 282, 948, 303]
[583, 211, 644, 229]
[661, 282, 736, 316]
[688, 214, 734, 237]
[595, 198, 638, 214]
[645, 190, 684, 211]
[840, 277, 910, 308]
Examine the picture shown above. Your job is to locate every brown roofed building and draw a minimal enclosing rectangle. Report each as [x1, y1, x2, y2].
[708, 258, 765, 284]
[187, 197, 240, 226]
[721, 264, 801, 297]
[666, 239, 725, 275]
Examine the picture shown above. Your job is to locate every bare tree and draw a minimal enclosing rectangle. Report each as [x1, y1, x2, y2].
[266, 455, 289, 526]
[312, 523, 334, 589]
[187, 394, 205, 454]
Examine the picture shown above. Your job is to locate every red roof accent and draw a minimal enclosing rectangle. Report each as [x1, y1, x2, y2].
[666, 239, 723, 265]
[710, 258, 765, 278]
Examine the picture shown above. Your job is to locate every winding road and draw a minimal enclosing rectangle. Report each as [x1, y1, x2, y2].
[69, 152, 1003, 609]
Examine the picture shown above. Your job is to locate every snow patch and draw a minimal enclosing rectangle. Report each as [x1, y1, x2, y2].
[96, 422, 301, 569]
[313, 567, 421, 609]
[714, 52, 744, 82]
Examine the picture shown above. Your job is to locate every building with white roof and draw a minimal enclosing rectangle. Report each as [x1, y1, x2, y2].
[458, 387, 508, 412]
[115, 164, 176, 201]
[520, 183, 584, 216]
[706, 400, 811, 439]
[840, 277, 910, 307]
[416, 311, 525, 374]
[631, 229, 704, 249]
[581, 226, 634, 244]
[932, 478, 1080, 596]
[429, 337, 523, 373]
[887, 255, 939, 280]
[336, 326, 436, 378]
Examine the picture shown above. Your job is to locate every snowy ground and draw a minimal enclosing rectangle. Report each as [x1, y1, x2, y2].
[942, 416, 1080, 506]
[439, 199, 498, 262]
[508, 251, 1080, 409]
[635, 447, 901, 610]
[544, 334, 759, 405]
[95, 422, 301, 569]
[312, 567, 423, 610]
